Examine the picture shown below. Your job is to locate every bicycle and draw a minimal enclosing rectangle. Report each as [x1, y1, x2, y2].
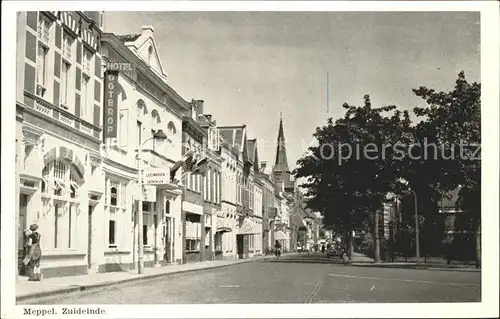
[275, 248, 281, 259]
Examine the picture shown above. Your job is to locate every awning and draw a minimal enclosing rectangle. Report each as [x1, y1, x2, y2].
[237, 217, 254, 235]
[252, 218, 262, 234]
[276, 230, 288, 240]
[216, 217, 232, 233]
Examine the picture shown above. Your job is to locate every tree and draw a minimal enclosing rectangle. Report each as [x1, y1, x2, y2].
[294, 95, 412, 262]
[409, 71, 481, 267]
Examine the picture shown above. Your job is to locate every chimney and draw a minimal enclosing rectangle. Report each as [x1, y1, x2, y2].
[260, 161, 267, 173]
[195, 100, 204, 115]
[142, 25, 155, 36]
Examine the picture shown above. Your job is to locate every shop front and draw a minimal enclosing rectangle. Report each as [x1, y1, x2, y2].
[21, 135, 95, 278]
[236, 215, 257, 259]
[182, 201, 203, 263]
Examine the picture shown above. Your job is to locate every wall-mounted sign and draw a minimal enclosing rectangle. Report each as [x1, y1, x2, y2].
[103, 71, 119, 138]
[106, 62, 136, 72]
[144, 168, 170, 185]
[142, 185, 156, 202]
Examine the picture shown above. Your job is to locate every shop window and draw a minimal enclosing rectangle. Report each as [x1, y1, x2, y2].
[185, 239, 199, 251]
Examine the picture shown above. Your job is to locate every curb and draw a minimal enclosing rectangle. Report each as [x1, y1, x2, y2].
[17, 254, 294, 303]
[349, 263, 481, 272]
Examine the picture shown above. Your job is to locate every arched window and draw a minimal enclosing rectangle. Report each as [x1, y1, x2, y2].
[167, 121, 176, 137]
[151, 109, 161, 129]
[41, 158, 83, 249]
[110, 186, 118, 206]
[165, 200, 170, 215]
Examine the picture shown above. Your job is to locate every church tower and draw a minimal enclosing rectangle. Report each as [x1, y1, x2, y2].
[272, 114, 295, 194]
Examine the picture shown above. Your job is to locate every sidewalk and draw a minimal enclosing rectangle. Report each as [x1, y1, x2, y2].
[17, 253, 294, 302]
[348, 252, 480, 272]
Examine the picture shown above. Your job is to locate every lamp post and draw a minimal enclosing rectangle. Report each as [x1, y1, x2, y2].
[136, 129, 167, 274]
[409, 189, 420, 266]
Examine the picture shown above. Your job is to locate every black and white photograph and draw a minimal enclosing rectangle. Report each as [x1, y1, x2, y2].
[1, 1, 498, 318]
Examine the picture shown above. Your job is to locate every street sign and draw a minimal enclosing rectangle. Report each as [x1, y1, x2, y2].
[142, 185, 156, 202]
[106, 62, 136, 72]
[103, 71, 119, 138]
[144, 168, 170, 185]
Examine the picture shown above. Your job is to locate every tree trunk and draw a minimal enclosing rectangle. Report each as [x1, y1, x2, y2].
[475, 220, 481, 269]
[373, 210, 381, 263]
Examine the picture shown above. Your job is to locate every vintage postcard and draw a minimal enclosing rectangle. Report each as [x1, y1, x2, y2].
[1, 1, 498, 318]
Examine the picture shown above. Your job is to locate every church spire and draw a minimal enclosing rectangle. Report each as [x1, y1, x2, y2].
[273, 115, 289, 172]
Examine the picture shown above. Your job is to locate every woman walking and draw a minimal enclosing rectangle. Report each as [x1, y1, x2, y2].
[23, 224, 42, 281]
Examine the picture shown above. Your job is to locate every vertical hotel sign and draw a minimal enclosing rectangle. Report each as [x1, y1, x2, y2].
[103, 62, 135, 139]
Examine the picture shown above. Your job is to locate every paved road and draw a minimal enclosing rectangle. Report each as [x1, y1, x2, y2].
[31, 253, 480, 304]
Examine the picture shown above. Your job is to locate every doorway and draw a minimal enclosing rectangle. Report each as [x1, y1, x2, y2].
[237, 235, 244, 259]
[164, 217, 171, 263]
[87, 205, 94, 269]
[18, 194, 28, 275]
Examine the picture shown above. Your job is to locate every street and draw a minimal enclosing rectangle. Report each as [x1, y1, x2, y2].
[30, 253, 480, 304]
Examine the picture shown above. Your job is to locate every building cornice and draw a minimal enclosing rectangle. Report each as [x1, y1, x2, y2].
[182, 116, 207, 142]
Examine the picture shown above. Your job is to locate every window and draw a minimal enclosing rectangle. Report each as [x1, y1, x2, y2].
[61, 61, 71, 107]
[185, 239, 200, 251]
[81, 74, 90, 118]
[105, 178, 128, 248]
[42, 159, 83, 249]
[63, 33, 73, 60]
[136, 121, 142, 148]
[83, 48, 92, 73]
[215, 233, 222, 251]
[110, 187, 117, 206]
[38, 16, 51, 44]
[36, 44, 48, 95]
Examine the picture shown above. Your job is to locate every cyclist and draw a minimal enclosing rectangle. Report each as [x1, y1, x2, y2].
[274, 240, 282, 258]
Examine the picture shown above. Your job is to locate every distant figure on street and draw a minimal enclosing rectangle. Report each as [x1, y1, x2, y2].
[274, 240, 282, 258]
[321, 244, 326, 253]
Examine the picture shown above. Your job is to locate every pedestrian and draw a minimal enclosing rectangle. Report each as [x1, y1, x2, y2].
[23, 224, 42, 281]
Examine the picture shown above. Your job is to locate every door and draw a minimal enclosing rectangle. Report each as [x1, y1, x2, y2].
[87, 205, 94, 269]
[18, 194, 28, 275]
[237, 235, 244, 259]
[164, 217, 171, 263]
[154, 214, 158, 263]
[243, 235, 249, 258]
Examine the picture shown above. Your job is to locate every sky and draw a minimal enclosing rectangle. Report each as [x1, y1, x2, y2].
[103, 11, 480, 174]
